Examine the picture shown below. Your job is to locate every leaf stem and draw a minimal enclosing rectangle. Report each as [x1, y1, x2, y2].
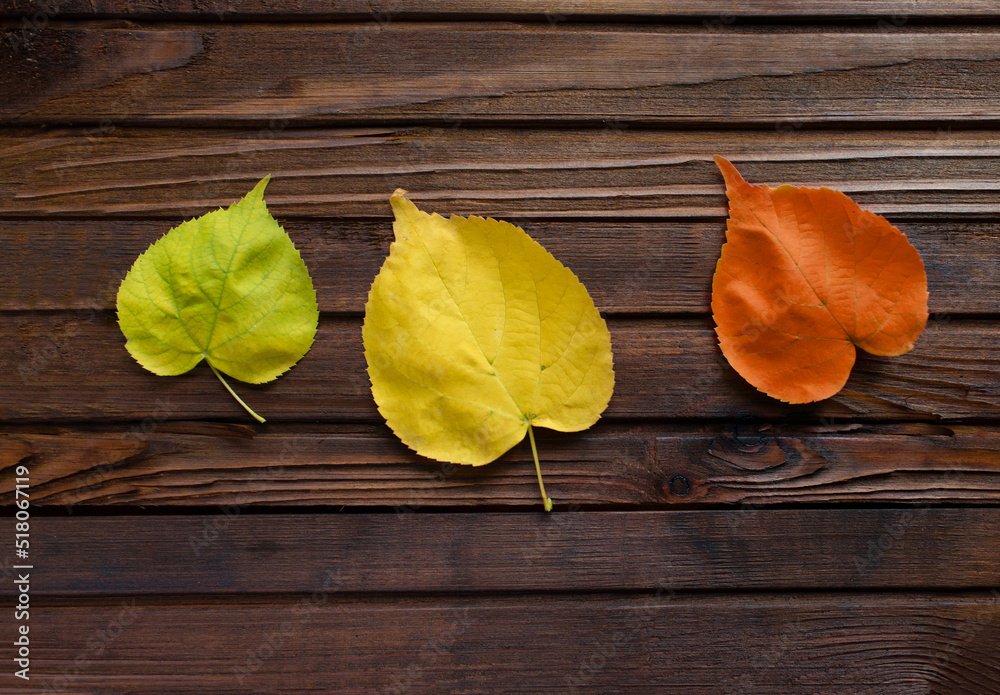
[526, 423, 553, 512]
[208, 362, 266, 423]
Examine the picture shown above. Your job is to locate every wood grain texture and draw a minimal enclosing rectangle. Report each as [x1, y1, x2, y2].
[3, 510, 1000, 594]
[4, 1, 998, 18]
[18, 594, 1000, 693]
[7, 27, 1000, 124]
[2, 314, 997, 423]
[4, 4, 1000, 693]
[3, 218, 998, 315]
[2, 423, 999, 508]
[6, 127, 1000, 220]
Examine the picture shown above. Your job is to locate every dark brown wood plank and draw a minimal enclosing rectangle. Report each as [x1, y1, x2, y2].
[2, 314, 996, 423]
[4, 1, 998, 18]
[0, 422, 652, 508]
[3, 510, 1000, 595]
[7, 27, 1000, 124]
[2, 423, 999, 508]
[4, 127, 999, 312]
[17, 594, 1000, 693]
[5, 127, 1000, 220]
[2, 218, 997, 315]
[658, 423, 1000, 505]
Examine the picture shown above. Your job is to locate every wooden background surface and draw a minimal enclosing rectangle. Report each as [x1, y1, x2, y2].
[3, 2, 1000, 693]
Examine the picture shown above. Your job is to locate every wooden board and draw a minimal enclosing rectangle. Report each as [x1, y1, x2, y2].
[3, 510, 999, 594]
[5, 3, 1000, 692]
[3, 423, 999, 508]
[3, 218, 999, 315]
[8, 28, 1000, 124]
[2, 314, 997, 423]
[5, 127, 1000, 220]
[4, 1, 1000, 18]
[19, 594, 1000, 693]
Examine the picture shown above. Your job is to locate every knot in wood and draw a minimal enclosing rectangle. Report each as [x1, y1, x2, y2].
[668, 475, 691, 497]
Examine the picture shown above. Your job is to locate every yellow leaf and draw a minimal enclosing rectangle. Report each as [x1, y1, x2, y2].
[363, 191, 615, 511]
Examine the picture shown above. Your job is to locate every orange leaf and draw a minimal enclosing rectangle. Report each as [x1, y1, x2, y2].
[711, 156, 929, 404]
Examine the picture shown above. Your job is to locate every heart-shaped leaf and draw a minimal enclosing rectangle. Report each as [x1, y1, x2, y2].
[712, 156, 928, 404]
[363, 191, 615, 510]
[116, 177, 319, 422]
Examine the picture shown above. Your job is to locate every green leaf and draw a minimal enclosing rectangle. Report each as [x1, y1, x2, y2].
[116, 177, 319, 423]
